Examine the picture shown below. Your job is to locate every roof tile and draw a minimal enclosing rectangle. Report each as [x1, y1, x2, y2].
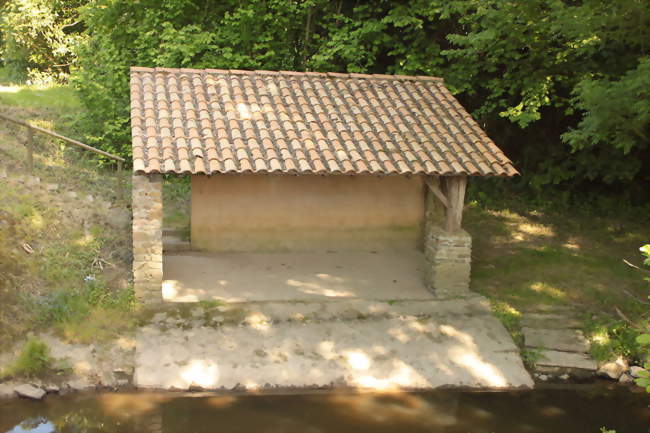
[130, 67, 516, 176]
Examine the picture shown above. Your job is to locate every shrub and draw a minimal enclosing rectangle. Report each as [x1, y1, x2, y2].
[4, 338, 53, 378]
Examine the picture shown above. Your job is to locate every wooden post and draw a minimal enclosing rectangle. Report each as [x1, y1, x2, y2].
[25, 128, 34, 173]
[443, 175, 467, 232]
[117, 160, 124, 201]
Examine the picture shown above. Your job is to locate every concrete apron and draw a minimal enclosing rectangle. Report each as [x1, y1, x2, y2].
[134, 295, 533, 391]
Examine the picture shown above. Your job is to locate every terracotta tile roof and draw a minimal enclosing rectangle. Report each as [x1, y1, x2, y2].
[129, 67, 517, 176]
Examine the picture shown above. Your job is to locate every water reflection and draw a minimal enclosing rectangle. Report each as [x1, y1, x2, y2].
[1, 385, 648, 433]
[6, 418, 53, 433]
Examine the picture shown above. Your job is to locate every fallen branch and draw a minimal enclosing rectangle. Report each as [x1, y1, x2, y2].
[623, 258, 650, 273]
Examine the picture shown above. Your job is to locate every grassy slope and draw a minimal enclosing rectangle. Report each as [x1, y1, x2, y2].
[464, 198, 649, 362]
[0, 78, 133, 350]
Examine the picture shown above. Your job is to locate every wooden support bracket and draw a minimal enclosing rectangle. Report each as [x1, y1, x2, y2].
[425, 177, 449, 209]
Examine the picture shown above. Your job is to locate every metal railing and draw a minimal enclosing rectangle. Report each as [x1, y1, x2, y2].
[0, 112, 126, 200]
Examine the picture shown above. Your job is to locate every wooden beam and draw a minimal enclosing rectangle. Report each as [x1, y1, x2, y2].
[0, 112, 124, 162]
[425, 176, 449, 209]
[443, 175, 467, 232]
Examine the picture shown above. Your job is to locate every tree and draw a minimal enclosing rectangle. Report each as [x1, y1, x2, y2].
[0, 0, 87, 82]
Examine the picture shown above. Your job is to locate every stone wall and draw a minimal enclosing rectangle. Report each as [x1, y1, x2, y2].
[132, 174, 163, 303]
[423, 187, 472, 296]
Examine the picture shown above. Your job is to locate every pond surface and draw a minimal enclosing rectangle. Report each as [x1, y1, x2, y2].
[0, 384, 648, 433]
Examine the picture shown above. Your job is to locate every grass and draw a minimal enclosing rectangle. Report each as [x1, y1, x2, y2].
[0, 83, 80, 112]
[489, 300, 524, 345]
[0, 69, 81, 138]
[465, 192, 650, 363]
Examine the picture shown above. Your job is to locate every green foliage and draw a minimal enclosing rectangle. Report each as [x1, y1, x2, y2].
[4, 338, 53, 378]
[642, 244, 650, 283]
[0, 0, 87, 82]
[635, 334, 650, 392]
[585, 318, 644, 363]
[641, 245, 650, 266]
[562, 58, 650, 184]
[440, 0, 650, 191]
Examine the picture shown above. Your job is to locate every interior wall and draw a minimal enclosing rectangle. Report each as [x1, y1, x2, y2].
[191, 174, 425, 252]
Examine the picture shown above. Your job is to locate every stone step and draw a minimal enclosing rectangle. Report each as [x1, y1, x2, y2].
[520, 313, 583, 329]
[163, 235, 191, 252]
[523, 327, 590, 353]
[142, 295, 493, 326]
[535, 350, 597, 374]
[163, 228, 187, 237]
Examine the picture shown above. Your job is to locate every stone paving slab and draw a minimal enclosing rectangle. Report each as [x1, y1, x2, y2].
[520, 313, 582, 330]
[135, 298, 533, 391]
[536, 350, 597, 372]
[523, 328, 590, 353]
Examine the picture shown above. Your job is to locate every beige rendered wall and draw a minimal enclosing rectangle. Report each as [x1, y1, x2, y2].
[191, 174, 425, 252]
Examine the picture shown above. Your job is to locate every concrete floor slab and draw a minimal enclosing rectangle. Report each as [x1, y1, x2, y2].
[135, 296, 534, 391]
[162, 250, 432, 302]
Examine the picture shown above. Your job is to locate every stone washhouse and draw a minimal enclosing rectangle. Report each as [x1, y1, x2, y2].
[129, 67, 517, 304]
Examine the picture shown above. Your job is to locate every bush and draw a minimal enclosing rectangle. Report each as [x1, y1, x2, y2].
[4, 338, 53, 378]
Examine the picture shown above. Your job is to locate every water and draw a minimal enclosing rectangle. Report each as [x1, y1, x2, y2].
[1, 384, 648, 433]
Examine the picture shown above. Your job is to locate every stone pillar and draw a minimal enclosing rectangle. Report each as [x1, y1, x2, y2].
[132, 173, 163, 304]
[423, 186, 472, 296]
